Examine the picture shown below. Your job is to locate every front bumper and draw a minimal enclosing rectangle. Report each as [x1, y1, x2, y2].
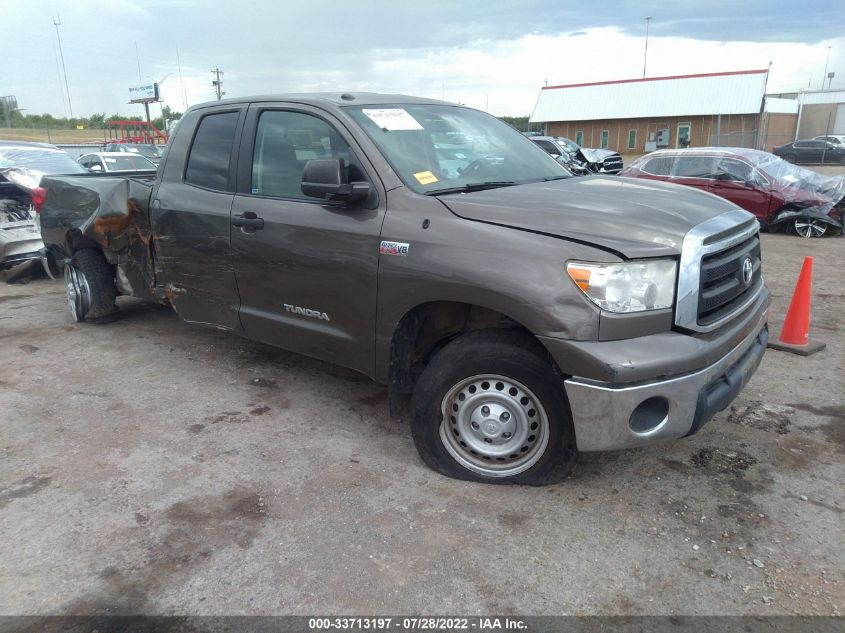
[564, 316, 768, 452]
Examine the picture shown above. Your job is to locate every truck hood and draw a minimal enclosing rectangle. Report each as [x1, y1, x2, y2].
[579, 148, 620, 164]
[438, 175, 744, 258]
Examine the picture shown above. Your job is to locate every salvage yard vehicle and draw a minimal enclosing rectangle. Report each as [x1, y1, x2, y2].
[619, 148, 844, 238]
[103, 143, 165, 166]
[529, 135, 624, 174]
[772, 139, 845, 165]
[0, 141, 86, 271]
[38, 93, 769, 485]
[78, 152, 158, 173]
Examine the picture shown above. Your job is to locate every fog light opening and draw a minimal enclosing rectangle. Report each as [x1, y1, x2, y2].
[629, 396, 670, 434]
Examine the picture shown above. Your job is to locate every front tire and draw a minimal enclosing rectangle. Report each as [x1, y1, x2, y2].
[63, 249, 118, 323]
[793, 218, 827, 238]
[410, 330, 577, 485]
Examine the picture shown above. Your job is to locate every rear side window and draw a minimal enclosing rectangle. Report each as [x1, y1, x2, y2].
[185, 111, 239, 190]
[673, 156, 716, 178]
[641, 156, 674, 176]
[532, 140, 559, 155]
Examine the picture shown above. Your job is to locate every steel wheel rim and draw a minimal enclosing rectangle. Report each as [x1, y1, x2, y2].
[794, 219, 827, 238]
[64, 264, 90, 321]
[439, 374, 549, 477]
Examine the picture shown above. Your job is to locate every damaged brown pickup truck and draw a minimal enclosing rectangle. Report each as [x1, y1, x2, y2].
[39, 93, 770, 485]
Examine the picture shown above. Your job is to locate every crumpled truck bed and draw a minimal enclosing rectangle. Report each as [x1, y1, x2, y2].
[40, 174, 158, 300]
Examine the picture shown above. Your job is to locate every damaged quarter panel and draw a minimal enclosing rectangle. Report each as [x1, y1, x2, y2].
[39, 175, 157, 299]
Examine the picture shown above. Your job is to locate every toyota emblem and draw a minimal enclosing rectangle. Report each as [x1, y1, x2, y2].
[742, 257, 754, 286]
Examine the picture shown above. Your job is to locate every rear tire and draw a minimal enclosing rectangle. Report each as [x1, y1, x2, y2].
[410, 329, 577, 485]
[64, 249, 118, 323]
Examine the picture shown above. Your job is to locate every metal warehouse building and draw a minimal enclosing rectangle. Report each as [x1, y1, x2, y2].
[529, 69, 795, 153]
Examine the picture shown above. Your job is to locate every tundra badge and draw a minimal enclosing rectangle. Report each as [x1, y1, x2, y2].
[379, 241, 410, 256]
[283, 304, 330, 321]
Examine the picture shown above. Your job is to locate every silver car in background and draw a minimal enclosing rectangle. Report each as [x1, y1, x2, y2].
[0, 141, 87, 271]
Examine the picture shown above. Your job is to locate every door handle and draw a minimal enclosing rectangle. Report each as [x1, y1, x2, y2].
[232, 211, 264, 230]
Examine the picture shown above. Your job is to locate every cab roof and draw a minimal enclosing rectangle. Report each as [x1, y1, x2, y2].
[190, 92, 454, 112]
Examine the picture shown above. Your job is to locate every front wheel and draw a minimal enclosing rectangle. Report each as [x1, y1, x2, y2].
[793, 218, 827, 238]
[410, 330, 577, 485]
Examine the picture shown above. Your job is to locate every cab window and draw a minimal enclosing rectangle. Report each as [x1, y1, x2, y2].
[251, 110, 359, 199]
[185, 111, 239, 191]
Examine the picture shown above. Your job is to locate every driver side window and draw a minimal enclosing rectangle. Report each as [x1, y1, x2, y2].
[251, 111, 357, 200]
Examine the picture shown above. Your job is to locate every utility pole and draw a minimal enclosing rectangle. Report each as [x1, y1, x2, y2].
[53, 14, 73, 117]
[177, 47, 188, 111]
[642, 17, 652, 79]
[211, 68, 225, 100]
[822, 46, 832, 90]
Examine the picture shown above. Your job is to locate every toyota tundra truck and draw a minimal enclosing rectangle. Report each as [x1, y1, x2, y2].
[37, 93, 769, 485]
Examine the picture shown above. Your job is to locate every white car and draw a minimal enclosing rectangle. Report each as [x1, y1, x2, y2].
[78, 152, 157, 173]
[813, 135, 845, 145]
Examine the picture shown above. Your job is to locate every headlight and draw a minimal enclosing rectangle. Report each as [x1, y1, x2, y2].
[566, 259, 677, 313]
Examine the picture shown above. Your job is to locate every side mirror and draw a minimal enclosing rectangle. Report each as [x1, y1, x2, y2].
[301, 158, 370, 204]
[89, 164, 103, 172]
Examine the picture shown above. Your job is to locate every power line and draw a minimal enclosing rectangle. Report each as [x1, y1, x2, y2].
[211, 68, 225, 100]
[53, 14, 73, 117]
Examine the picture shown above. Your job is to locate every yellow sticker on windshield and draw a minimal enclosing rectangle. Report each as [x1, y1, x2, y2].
[413, 170, 438, 185]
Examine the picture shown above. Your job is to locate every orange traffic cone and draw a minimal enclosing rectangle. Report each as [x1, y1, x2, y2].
[767, 256, 826, 356]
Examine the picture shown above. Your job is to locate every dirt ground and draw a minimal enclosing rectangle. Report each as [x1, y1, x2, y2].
[0, 231, 843, 616]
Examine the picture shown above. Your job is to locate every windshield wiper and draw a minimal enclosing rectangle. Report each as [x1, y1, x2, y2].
[425, 181, 518, 196]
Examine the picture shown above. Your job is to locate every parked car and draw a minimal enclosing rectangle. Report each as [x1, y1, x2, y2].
[78, 152, 157, 172]
[0, 140, 86, 271]
[813, 135, 845, 145]
[39, 93, 768, 485]
[619, 148, 844, 237]
[772, 139, 845, 164]
[103, 143, 164, 165]
[529, 135, 624, 174]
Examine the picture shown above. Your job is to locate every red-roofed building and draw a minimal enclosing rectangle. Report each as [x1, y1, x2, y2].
[529, 69, 797, 153]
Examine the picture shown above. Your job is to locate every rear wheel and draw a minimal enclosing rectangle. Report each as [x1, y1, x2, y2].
[793, 218, 827, 238]
[63, 249, 118, 323]
[410, 329, 577, 485]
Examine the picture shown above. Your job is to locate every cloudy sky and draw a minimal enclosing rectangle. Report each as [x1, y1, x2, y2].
[5, 0, 845, 118]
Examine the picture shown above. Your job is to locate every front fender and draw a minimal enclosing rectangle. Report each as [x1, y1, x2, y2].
[770, 205, 843, 230]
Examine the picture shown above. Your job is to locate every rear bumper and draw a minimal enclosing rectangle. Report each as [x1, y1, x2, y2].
[563, 313, 768, 452]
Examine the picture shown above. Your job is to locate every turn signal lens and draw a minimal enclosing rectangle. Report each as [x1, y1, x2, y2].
[31, 187, 46, 214]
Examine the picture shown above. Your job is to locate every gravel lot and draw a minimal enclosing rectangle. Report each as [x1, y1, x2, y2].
[1, 223, 843, 616]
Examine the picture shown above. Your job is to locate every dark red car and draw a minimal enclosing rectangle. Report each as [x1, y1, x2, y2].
[620, 148, 845, 237]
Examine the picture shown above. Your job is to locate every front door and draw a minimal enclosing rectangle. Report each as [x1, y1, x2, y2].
[229, 105, 385, 376]
[708, 157, 771, 220]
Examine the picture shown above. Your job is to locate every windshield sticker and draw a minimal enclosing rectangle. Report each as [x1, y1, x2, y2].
[413, 170, 438, 185]
[362, 108, 423, 131]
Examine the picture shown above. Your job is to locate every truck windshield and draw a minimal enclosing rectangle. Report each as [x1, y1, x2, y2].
[345, 104, 569, 194]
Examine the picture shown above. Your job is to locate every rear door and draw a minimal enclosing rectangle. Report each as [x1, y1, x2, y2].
[151, 106, 246, 330]
[229, 104, 385, 376]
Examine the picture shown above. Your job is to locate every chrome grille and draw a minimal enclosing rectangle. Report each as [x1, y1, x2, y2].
[698, 235, 762, 326]
[675, 209, 763, 333]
